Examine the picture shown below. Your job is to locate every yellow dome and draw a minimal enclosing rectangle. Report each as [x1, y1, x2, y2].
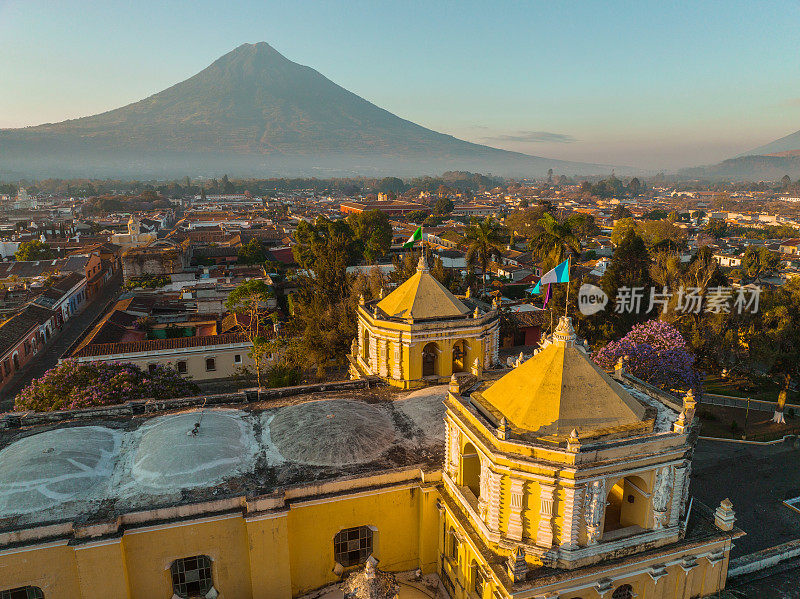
[376, 256, 469, 320]
[474, 317, 649, 438]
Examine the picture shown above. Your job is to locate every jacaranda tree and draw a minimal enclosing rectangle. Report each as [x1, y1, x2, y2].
[593, 319, 700, 394]
[15, 360, 199, 412]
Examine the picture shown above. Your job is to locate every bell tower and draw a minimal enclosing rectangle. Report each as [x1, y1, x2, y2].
[438, 317, 741, 598]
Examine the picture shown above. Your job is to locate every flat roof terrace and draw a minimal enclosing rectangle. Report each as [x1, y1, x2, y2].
[0, 385, 447, 541]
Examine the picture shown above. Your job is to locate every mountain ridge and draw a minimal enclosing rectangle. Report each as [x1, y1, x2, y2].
[0, 42, 612, 178]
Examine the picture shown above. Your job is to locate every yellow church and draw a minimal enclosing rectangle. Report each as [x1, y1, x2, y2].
[0, 273, 740, 599]
[351, 256, 501, 388]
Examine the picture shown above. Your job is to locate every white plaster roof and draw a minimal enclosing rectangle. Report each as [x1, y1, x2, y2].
[0, 426, 121, 515]
[132, 410, 258, 490]
[0, 388, 449, 527]
[268, 400, 397, 467]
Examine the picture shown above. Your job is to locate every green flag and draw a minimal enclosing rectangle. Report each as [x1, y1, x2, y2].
[403, 226, 423, 249]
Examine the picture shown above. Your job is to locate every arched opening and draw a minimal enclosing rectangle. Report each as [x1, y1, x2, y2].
[604, 475, 650, 534]
[12, 353, 20, 371]
[362, 329, 370, 361]
[461, 442, 481, 499]
[452, 340, 467, 373]
[422, 342, 439, 377]
[612, 584, 633, 599]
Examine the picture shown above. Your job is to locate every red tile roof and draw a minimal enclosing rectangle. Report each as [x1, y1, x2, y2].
[71, 332, 251, 358]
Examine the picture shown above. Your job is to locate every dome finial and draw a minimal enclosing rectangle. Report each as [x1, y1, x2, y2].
[417, 254, 429, 272]
[552, 316, 576, 347]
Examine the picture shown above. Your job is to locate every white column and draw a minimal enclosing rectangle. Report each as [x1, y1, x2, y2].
[378, 339, 389, 377]
[536, 483, 555, 548]
[491, 328, 500, 365]
[507, 477, 525, 541]
[561, 485, 584, 549]
[446, 422, 460, 479]
[483, 333, 492, 369]
[486, 470, 502, 532]
[391, 341, 402, 380]
[670, 463, 689, 528]
[584, 479, 605, 545]
[478, 457, 490, 520]
[369, 334, 378, 374]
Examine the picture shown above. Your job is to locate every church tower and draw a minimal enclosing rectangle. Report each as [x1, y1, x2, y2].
[352, 256, 500, 389]
[439, 316, 740, 598]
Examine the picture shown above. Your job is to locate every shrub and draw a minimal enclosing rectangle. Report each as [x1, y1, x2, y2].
[265, 363, 301, 388]
[15, 360, 199, 412]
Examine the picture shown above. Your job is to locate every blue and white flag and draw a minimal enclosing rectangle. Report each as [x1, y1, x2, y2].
[528, 258, 570, 294]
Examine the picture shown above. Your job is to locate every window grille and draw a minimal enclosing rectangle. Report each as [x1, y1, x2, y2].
[170, 555, 213, 598]
[0, 587, 44, 599]
[334, 526, 373, 567]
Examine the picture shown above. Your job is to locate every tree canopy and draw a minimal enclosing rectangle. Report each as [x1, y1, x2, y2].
[15, 240, 54, 261]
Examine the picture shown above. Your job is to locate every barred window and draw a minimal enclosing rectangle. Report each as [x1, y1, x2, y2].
[170, 555, 213, 598]
[1, 587, 44, 599]
[334, 526, 373, 567]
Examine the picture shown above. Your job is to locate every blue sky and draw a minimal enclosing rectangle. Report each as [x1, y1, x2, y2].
[1, 0, 799, 170]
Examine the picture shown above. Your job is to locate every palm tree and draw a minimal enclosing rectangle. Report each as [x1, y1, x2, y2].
[528, 213, 581, 268]
[464, 218, 506, 297]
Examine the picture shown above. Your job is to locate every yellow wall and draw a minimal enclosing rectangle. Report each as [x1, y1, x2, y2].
[0, 544, 82, 598]
[1, 484, 440, 599]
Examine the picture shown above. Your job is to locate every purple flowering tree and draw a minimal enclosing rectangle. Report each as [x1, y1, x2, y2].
[593, 320, 700, 393]
[15, 360, 199, 412]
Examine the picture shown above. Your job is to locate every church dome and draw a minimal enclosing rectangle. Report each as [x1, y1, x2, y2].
[475, 317, 650, 439]
[269, 400, 396, 467]
[375, 256, 469, 320]
[132, 409, 257, 490]
[0, 426, 120, 515]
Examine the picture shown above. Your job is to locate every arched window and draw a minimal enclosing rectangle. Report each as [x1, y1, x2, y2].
[170, 555, 213, 598]
[362, 329, 370, 361]
[461, 443, 481, 499]
[448, 527, 459, 560]
[471, 561, 485, 596]
[1, 587, 44, 599]
[612, 584, 633, 599]
[334, 526, 373, 567]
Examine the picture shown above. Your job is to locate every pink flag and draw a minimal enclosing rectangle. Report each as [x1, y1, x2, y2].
[543, 283, 552, 307]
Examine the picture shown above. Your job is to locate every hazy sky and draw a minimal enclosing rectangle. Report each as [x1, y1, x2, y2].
[2, 0, 799, 170]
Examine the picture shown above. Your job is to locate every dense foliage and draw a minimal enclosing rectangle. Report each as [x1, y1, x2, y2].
[593, 320, 700, 393]
[15, 360, 199, 412]
[15, 240, 54, 261]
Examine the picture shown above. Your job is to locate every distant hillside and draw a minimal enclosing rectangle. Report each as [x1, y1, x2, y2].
[0, 42, 610, 179]
[741, 129, 800, 157]
[679, 154, 800, 181]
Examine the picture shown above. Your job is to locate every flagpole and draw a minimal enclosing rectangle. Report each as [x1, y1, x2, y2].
[564, 254, 571, 318]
